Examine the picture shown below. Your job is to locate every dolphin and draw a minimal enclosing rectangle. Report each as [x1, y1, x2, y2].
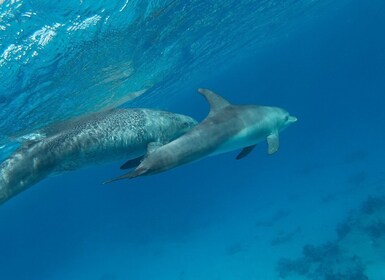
[0, 108, 197, 205]
[106, 88, 297, 182]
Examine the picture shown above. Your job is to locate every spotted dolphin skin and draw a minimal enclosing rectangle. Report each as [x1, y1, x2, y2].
[106, 88, 297, 182]
[0, 109, 197, 205]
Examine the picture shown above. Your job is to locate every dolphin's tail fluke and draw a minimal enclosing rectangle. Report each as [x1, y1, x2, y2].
[103, 167, 147, 184]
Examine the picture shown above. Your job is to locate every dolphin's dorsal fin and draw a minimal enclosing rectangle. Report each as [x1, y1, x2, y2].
[236, 144, 257, 160]
[118, 141, 166, 170]
[23, 139, 40, 149]
[198, 88, 230, 113]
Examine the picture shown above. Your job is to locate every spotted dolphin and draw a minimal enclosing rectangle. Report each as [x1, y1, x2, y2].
[106, 88, 297, 182]
[0, 109, 197, 205]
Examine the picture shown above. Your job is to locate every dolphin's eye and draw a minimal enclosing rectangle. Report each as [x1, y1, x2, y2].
[285, 116, 289, 122]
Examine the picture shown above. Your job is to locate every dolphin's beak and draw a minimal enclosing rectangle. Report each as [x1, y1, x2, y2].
[289, 116, 298, 123]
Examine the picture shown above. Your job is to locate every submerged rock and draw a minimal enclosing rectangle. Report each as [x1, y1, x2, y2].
[276, 195, 385, 280]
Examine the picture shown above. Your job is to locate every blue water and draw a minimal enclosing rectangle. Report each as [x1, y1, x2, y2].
[1, 0, 385, 279]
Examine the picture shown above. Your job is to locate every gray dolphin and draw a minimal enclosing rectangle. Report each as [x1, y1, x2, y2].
[106, 88, 297, 182]
[0, 109, 197, 205]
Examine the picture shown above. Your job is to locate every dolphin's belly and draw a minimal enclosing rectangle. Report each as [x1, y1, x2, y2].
[211, 127, 269, 156]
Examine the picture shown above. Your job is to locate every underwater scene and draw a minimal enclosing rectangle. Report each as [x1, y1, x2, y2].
[1, 0, 385, 279]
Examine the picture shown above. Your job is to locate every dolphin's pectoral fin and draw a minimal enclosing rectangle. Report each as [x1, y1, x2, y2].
[118, 142, 163, 171]
[267, 133, 279, 155]
[197, 88, 231, 113]
[236, 144, 257, 160]
[120, 155, 144, 170]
